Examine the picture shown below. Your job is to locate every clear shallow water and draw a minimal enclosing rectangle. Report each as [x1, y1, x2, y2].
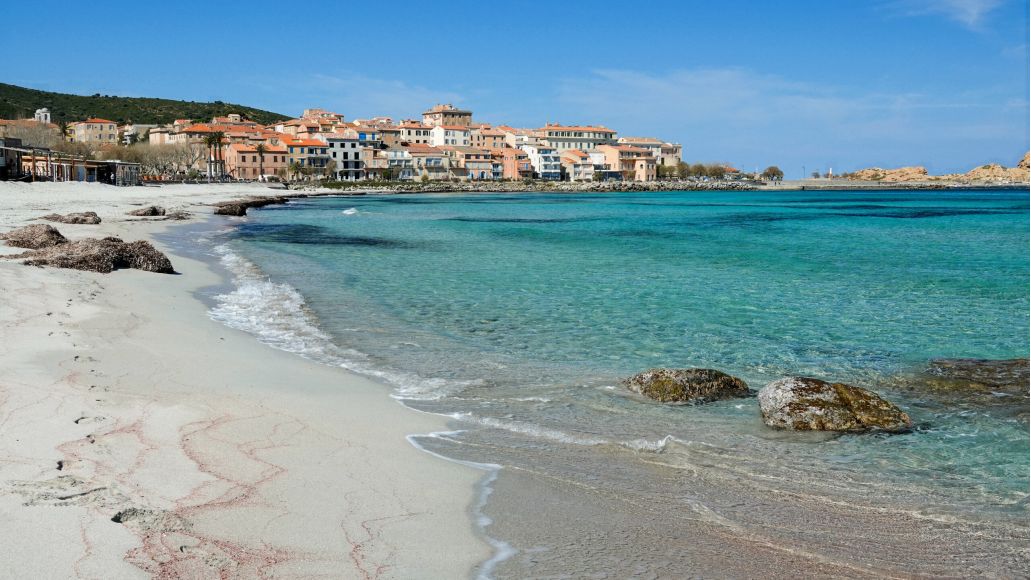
[211, 190, 1029, 576]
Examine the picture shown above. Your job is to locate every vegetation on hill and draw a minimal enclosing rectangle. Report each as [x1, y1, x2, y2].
[0, 83, 290, 126]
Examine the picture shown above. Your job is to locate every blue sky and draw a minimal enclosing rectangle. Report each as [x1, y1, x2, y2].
[3, 0, 1028, 174]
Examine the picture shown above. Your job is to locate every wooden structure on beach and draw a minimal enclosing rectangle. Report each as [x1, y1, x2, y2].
[0, 142, 141, 186]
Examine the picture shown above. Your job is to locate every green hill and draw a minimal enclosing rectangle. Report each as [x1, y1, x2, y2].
[0, 83, 291, 126]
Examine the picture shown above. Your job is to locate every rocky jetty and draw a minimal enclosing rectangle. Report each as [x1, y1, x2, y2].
[127, 206, 166, 217]
[41, 211, 102, 225]
[0, 224, 68, 249]
[623, 368, 750, 403]
[758, 377, 911, 432]
[10, 236, 174, 274]
[213, 196, 289, 216]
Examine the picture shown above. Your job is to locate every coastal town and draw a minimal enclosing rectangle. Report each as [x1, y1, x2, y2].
[0, 104, 696, 185]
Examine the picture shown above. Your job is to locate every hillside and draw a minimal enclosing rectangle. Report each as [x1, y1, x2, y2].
[0, 83, 290, 126]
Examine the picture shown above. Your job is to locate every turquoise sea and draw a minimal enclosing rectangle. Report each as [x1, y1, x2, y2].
[203, 189, 1030, 577]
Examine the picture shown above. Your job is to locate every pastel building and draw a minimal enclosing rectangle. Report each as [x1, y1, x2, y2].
[560, 149, 595, 181]
[422, 103, 473, 127]
[471, 126, 506, 150]
[406, 144, 450, 180]
[223, 143, 288, 180]
[538, 123, 617, 152]
[398, 121, 432, 145]
[490, 147, 533, 180]
[596, 144, 656, 181]
[68, 118, 118, 145]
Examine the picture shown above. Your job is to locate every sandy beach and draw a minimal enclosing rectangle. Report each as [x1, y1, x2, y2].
[0, 182, 492, 578]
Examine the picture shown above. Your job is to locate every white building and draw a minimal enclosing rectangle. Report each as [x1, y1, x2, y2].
[386, 147, 414, 180]
[324, 134, 364, 180]
[430, 125, 471, 147]
[520, 144, 561, 180]
[34, 108, 51, 124]
[539, 124, 617, 152]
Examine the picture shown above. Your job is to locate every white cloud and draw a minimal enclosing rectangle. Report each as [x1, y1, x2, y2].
[888, 0, 1003, 28]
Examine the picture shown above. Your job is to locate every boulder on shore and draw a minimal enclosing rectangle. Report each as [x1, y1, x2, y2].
[41, 211, 102, 225]
[213, 196, 289, 217]
[0, 224, 68, 249]
[164, 209, 191, 221]
[622, 368, 750, 403]
[127, 206, 166, 217]
[758, 377, 911, 432]
[10, 237, 174, 274]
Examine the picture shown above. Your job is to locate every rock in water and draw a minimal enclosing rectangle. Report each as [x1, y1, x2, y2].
[0, 224, 68, 249]
[41, 211, 102, 224]
[622, 368, 750, 403]
[758, 377, 911, 432]
[11, 238, 174, 274]
[127, 206, 166, 216]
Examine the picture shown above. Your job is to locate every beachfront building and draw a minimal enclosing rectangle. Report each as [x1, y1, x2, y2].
[471, 126, 506, 150]
[596, 144, 657, 181]
[422, 103, 472, 127]
[406, 144, 450, 180]
[430, 125, 471, 147]
[560, 149, 595, 181]
[324, 134, 364, 180]
[385, 147, 414, 180]
[498, 126, 539, 148]
[398, 121, 432, 145]
[519, 144, 561, 180]
[659, 142, 682, 167]
[440, 146, 494, 180]
[223, 143, 288, 180]
[538, 123, 616, 152]
[67, 118, 118, 145]
[490, 147, 533, 180]
[285, 137, 331, 172]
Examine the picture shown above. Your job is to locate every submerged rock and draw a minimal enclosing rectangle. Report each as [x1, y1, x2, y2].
[11, 237, 174, 274]
[0, 224, 68, 249]
[887, 358, 1029, 420]
[41, 211, 102, 225]
[623, 368, 750, 403]
[127, 205, 165, 217]
[758, 377, 911, 432]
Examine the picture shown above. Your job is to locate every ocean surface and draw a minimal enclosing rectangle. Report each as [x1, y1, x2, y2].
[198, 189, 1030, 577]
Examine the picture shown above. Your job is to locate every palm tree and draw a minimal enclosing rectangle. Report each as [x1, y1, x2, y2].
[203, 133, 219, 180]
[211, 131, 226, 180]
[255, 143, 267, 179]
[288, 161, 301, 182]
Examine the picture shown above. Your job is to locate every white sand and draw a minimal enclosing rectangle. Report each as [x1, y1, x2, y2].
[0, 182, 492, 578]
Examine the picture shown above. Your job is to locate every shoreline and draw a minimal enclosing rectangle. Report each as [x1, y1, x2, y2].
[0, 181, 493, 578]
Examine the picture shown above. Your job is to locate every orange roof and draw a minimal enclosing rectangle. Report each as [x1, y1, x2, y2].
[84, 118, 116, 124]
[405, 144, 444, 154]
[540, 124, 615, 134]
[436, 125, 470, 131]
[284, 138, 326, 147]
[562, 149, 590, 160]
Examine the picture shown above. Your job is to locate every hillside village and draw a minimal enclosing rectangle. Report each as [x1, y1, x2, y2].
[0, 104, 692, 185]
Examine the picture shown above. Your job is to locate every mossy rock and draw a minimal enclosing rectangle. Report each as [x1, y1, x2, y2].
[622, 368, 750, 404]
[758, 377, 911, 432]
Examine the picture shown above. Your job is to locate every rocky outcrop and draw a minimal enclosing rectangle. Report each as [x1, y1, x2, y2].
[758, 377, 911, 432]
[10, 237, 174, 274]
[0, 224, 68, 249]
[41, 211, 102, 225]
[623, 368, 750, 403]
[164, 209, 191, 220]
[213, 196, 289, 216]
[127, 206, 166, 217]
[848, 152, 1030, 184]
[849, 167, 929, 182]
